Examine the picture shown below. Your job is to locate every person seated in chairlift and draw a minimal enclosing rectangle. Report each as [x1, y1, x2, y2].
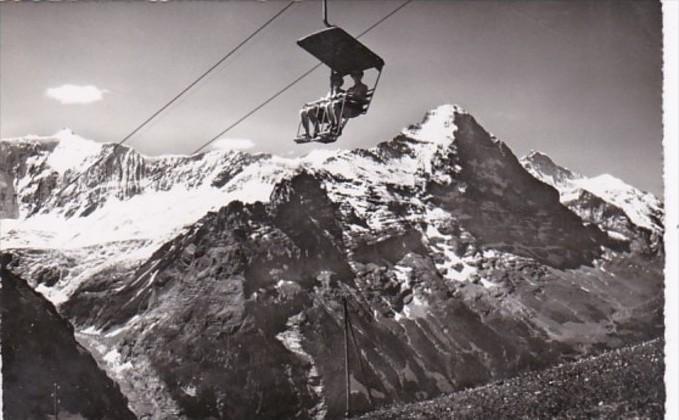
[327, 70, 368, 128]
[299, 72, 345, 139]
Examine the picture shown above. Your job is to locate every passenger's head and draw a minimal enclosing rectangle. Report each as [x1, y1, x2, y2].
[351, 70, 364, 82]
[331, 72, 344, 87]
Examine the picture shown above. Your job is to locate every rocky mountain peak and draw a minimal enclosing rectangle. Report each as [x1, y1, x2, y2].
[401, 104, 466, 145]
[52, 127, 86, 141]
[520, 150, 579, 188]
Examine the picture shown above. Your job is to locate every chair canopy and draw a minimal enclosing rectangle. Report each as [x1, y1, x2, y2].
[297, 26, 385, 75]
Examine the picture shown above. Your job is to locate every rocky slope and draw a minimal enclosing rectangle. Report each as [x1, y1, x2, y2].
[1, 105, 664, 419]
[0, 262, 136, 420]
[355, 338, 664, 420]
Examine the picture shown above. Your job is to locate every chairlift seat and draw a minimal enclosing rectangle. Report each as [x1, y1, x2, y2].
[294, 26, 383, 144]
[345, 89, 375, 115]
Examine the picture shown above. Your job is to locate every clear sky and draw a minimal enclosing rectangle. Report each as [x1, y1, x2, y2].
[0, 0, 663, 196]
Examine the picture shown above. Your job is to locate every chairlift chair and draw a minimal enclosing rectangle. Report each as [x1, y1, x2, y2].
[294, 26, 385, 144]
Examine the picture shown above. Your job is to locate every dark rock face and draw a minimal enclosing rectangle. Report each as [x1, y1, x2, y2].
[61, 175, 356, 419]
[428, 113, 615, 268]
[0, 170, 19, 219]
[0, 139, 57, 218]
[3, 106, 664, 419]
[0, 266, 136, 420]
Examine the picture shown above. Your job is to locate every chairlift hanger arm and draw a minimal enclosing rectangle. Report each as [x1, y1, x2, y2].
[323, 0, 332, 27]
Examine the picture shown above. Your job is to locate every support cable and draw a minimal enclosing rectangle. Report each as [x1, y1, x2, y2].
[52, 0, 415, 199]
[189, 0, 415, 155]
[343, 296, 352, 418]
[138, 0, 415, 190]
[53, 1, 295, 197]
[190, 61, 323, 155]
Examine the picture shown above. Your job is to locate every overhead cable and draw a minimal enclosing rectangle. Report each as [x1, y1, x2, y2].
[190, 0, 415, 154]
[55, 1, 295, 196]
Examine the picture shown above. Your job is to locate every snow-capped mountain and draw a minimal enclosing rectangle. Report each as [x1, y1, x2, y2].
[1, 105, 664, 419]
[521, 151, 663, 250]
[0, 128, 288, 246]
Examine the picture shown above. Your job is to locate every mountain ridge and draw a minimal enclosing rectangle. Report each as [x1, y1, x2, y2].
[520, 150, 663, 253]
[1, 104, 664, 419]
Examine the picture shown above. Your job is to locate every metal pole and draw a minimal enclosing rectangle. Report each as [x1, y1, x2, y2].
[343, 296, 351, 418]
[347, 310, 373, 408]
[53, 382, 59, 420]
[363, 68, 383, 115]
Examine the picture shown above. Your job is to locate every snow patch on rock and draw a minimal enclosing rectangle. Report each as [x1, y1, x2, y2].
[573, 174, 661, 232]
[103, 348, 134, 376]
[521, 153, 662, 233]
[47, 129, 102, 175]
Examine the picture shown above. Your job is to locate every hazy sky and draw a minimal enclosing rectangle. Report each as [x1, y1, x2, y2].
[0, 0, 663, 195]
